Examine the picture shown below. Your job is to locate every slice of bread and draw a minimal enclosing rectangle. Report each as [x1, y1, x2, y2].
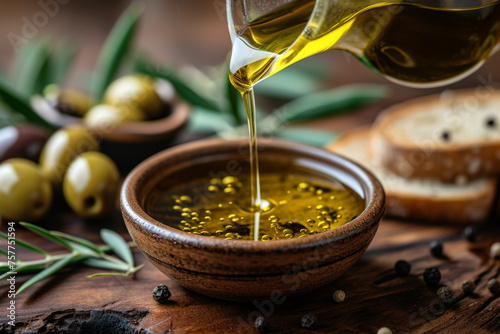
[327, 127, 497, 224]
[371, 89, 500, 183]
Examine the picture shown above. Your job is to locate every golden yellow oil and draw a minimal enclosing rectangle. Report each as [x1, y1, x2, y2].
[145, 167, 364, 241]
[225, 0, 499, 241]
[229, 1, 500, 91]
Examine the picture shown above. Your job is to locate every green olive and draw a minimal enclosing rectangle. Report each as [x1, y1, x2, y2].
[0, 158, 52, 221]
[63, 151, 120, 217]
[44, 84, 95, 117]
[103, 74, 163, 119]
[39, 127, 99, 185]
[83, 104, 146, 127]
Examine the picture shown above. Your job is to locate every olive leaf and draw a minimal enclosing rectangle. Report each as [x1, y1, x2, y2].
[20, 222, 73, 250]
[16, 38, 52, 97]
[48, 39, 77, 86]
[0, 224, 141, 294]
[0, 230, 48, 255]
[0, 67, 7, 85]
[14, 40, 38, 82]
[87, 265, 144, 278]
[188, 107, 235, 133]
[224, 61, 244, 125]
[272, 84, 388, 122]
[217, 84, 386, 143]
[134, 57, 221, 112]
[51, 231, 102, 254]
[66, 241, 100, 257]
[274, 127, 338, 147]
[0, 82, 55, 131]
[100, 229, 134, 266]
[16, 254, 81, 295]
[82, 258, 130, 271]
[0, 248, 9, 257]
[0, 266, 47, 281]
[92, 2, 143, 100]
[254, 67, 322, 100]
[88, 273, 130, 278]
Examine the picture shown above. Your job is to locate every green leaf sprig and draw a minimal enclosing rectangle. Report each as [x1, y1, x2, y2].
[48, 39, 77, 87]
[91, 2, 143, 101]
[0, 81, 55, 131]
[16, 38, 52, 97]
[217, 84, 388, 145]
[137, 54, 388, 145]
[0, 223, 143, 295]
[134, 57, 221, 112]
[224, 58, 244, 125]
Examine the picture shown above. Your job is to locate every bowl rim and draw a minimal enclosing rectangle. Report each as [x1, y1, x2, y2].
[84, 101, 190, 142]
[121, 138, 385, 253]
[31, 95, 190, 142]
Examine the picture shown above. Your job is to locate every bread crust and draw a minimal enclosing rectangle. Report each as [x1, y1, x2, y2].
[327, 127, 497, 224]
[372, 89, 500, 182]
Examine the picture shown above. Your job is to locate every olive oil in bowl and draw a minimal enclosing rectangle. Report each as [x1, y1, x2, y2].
[145, 161, 364, 241]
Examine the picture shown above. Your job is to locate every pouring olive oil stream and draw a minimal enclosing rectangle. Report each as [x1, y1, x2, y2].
[146, 0, 500, 241]
[228, 0, 500, 240]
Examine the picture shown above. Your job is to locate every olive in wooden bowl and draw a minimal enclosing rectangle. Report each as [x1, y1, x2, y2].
[32, 75, 190, 172]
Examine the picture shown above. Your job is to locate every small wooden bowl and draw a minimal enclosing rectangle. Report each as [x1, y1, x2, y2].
[31, 96, 190, 172]
[121, 138, 385, 301]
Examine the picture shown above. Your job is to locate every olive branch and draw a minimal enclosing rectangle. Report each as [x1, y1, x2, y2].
[0, 222, 143, 295]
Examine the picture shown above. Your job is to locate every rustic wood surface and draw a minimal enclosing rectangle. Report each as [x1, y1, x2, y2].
[1, 206, 500, 334]
[0, 2, 499, 331]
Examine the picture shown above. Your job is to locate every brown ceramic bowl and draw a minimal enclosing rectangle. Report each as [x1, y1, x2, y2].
[121, 138, 385, 301]
[31, 95, 190, 172]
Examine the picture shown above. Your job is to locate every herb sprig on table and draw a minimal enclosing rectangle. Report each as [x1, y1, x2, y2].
[0, 222, 143, 295]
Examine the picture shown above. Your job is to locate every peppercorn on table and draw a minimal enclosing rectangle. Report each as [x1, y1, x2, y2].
[1, 189, 500, 333]
[1, 1, 500, 331]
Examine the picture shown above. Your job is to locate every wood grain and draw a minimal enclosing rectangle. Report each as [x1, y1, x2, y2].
[0, 2, 499, 332]
[1, 208, 499, 333]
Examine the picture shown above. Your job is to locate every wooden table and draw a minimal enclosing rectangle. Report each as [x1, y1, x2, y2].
[1, 207, 499, 334]
[1, 0, 500, 331]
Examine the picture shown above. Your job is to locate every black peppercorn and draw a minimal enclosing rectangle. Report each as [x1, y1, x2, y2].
[394, 260, 411, 277]
[423, 267, 441, 286]
[254, 316, 269, 333]
[441, 131, 451, 141]
[486, 117, 496, 128]
[487, 279, 499, 295]
[462, 280, 475, 294]
[437, 286, 455, 304]
[152, 284, 171, 304]
[430, 240, 443, 257]
[463, 226, 477, 242]
[301, 314, 318, 330]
